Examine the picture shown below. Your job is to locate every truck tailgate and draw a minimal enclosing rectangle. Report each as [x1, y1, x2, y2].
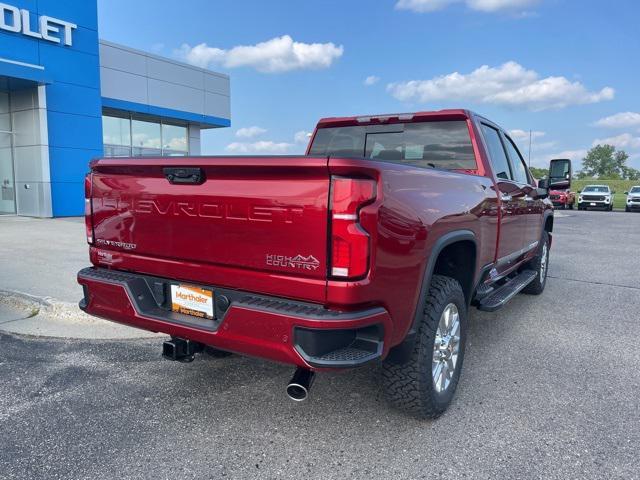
[90, 157, 330, 291]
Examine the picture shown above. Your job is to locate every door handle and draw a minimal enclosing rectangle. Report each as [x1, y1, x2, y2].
[500, 194, 512, 202]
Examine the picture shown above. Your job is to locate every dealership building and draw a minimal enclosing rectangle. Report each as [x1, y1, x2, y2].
[0, 1, 231, 217]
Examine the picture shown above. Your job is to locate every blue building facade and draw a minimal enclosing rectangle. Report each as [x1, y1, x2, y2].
[0, 1, 230, 217]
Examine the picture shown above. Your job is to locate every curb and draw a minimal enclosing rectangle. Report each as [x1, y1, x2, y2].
[0, 289, 80, 320]
[0, 289, 164, 340]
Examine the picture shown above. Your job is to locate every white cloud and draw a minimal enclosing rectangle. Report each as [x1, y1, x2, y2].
[509, 130, 554, 161]
[592, 133, 640, 150]
[466, 0, 538, 12]
[395, 0, 538, 13]
[509, 129, 545, 141]
[226, 130, 313, 154]
[531, 141, 557, 151]
[294, 131, 312, 143]
[387, 61, 614, 111]
[235, 126, 267, 138]
[593, 112, 640, 129]
[396, 0, 458, 12]
[178, 35, 344, 73]
[364, 75, 380, 86]
[226, 141, 292, 154]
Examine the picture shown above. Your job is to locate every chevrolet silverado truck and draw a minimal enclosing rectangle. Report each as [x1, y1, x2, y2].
[78, 110, 569, 419]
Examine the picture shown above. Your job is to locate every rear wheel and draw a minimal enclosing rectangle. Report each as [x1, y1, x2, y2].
[522, 231, 549, 295]
[382, 275, 467, 419]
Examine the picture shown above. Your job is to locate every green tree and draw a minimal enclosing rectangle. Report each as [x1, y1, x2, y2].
[622, 166, 640, 181]
[580, 144, 639, 179]
[529, 166, 547, 179]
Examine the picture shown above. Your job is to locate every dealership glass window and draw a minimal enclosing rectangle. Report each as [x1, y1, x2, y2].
[161, 123, 188, 156]
[131, 119, 162, 156]
[102, 114, 189, 157]
[102, 115, 131, 157]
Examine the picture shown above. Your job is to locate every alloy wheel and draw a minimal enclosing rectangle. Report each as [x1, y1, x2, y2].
[432, 303, 461, 393]
[540, 242, 548, 284]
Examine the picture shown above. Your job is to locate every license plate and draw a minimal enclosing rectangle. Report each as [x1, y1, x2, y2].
[171, 284, 214, 319]
[590, 202, 596, 206]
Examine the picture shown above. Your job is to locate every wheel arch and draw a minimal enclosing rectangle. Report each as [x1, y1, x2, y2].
[385, 230, 477, 364]
[544, 212, 554, 233]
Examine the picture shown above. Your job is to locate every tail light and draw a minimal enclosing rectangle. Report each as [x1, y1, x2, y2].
[84, 173, 94, 244]
[330, 176, 376, 279]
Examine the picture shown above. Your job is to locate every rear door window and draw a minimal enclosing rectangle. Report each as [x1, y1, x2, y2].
[480, 124, 512, 180]
[309, 121, 477, 170]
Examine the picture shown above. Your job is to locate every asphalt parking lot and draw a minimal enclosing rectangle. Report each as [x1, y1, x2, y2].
[1, 210, 639, 480]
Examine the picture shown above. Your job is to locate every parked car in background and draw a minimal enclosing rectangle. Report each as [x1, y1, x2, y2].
[547, 158, 574, 210]
[625, 186, 640, 212]
[578, 185, 614, 211]
[549, 189, 575, 209]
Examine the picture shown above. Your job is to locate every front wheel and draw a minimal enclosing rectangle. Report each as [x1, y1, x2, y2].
[522, 231, 550, 295]
[382, 275, 467, 419]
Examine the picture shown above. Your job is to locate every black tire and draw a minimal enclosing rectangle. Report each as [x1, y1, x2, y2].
[560, 204, 566, 210]
[522, 230, 550, 295]
[568, 202, 574, 210]
[382, 275, 467, 419]
[626, 206, 631, 212]
[203, 346, 233, 358]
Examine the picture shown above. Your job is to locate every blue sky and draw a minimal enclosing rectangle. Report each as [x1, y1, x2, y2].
[97, 0, 640, 170]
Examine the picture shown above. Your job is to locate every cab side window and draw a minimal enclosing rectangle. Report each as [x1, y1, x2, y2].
[503, 135, 531, 185]
[480, 124, 512, 180]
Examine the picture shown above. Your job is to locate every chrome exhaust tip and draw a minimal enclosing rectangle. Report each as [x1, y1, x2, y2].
[286, 368, 315, 402]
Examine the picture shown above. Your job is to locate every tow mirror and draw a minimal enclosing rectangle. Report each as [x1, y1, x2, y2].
[548, 158, 572, 190]
[536, 177, 549, 198]
[624, 191, 629, 195]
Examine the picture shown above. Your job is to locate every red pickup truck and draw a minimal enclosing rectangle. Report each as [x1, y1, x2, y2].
[78, 109, 570, 418]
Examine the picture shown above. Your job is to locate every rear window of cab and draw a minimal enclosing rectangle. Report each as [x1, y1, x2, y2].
[309, 121, 476, 171]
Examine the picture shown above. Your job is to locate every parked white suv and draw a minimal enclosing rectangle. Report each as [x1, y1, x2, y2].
[578, 185, 614, 211]
[625, 186, 640, 212]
